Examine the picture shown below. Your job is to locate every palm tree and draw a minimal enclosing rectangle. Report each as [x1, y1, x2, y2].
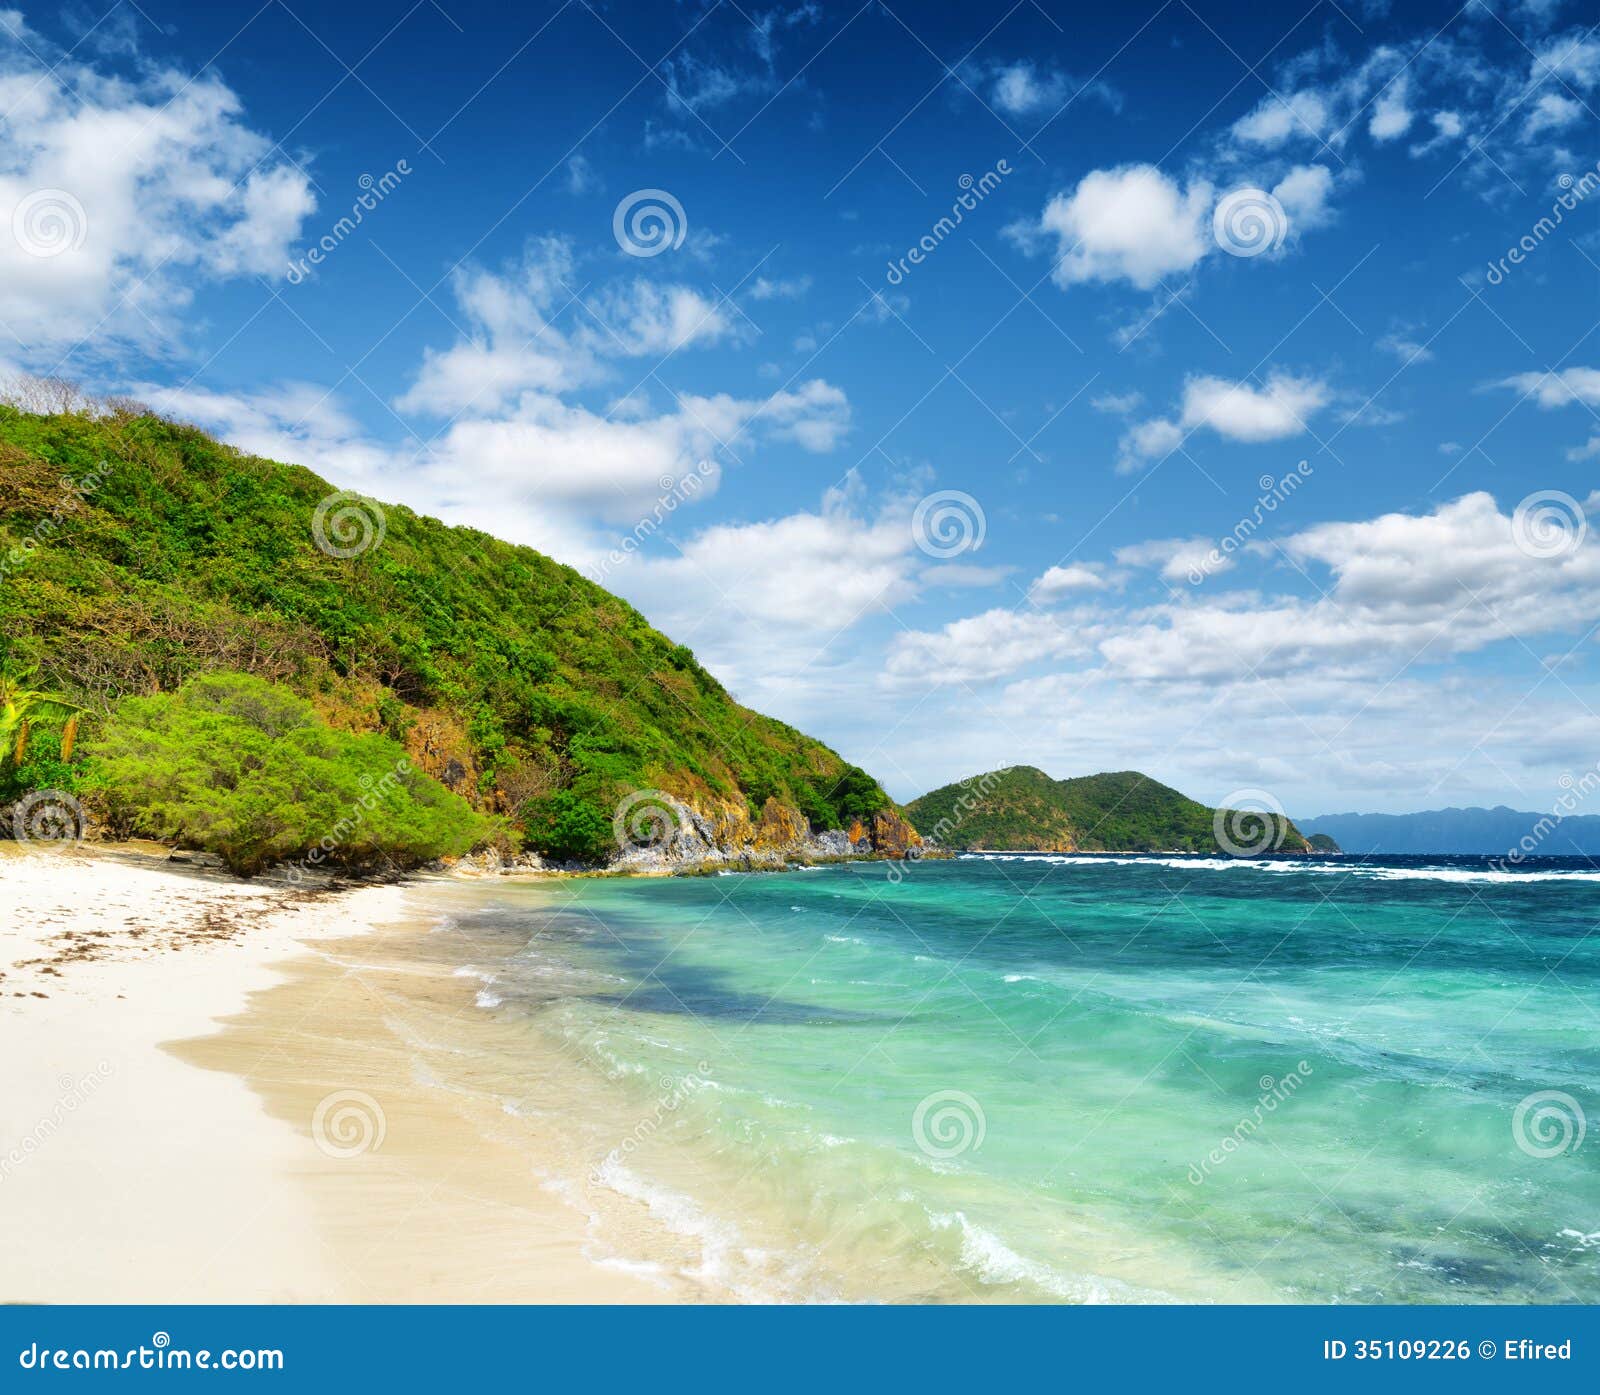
[0, 667, 85, 766]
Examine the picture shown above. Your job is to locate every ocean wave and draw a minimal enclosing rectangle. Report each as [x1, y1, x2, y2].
[592, 1158, 835, 1303]
[929, 1210, 1160, 1304]
[958, 851, 1600, 884]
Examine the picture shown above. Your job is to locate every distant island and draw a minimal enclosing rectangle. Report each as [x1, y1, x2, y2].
[1297, 807, 1600, 857]
[906, 766, 1326, 856]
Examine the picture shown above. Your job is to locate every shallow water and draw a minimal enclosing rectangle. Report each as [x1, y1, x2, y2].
[409, 854, 1600, 1303]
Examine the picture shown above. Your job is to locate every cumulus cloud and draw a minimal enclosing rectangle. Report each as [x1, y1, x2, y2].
[1102, 492, 1600, 681]
[1180, 372, 1328, 441]
[1023, 165, 1214, 290]
[0, 18, 316, 353]
[885, 608, 1086, 685]
[1029, 563, 1110, 601]
[871, 492, 1600, 810]
[1117, 372, 1328, 472]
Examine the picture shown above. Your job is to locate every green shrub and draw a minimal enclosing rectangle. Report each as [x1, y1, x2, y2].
[521, 788, 614, 865]
[86, 672, 486, 876]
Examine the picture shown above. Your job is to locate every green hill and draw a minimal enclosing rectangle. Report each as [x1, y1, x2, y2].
[0, 400, 917, 870]
[905, 766, 1316, 855]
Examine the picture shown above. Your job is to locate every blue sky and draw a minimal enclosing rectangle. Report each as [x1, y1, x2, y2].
[5, 0, 1600, 816]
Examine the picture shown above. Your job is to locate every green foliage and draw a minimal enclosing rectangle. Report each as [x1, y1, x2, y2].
[0, 406, 897, 851]
[85, 672, 486, 876]
[905, 766, 1314, 855]
[520, 788, 615, 865]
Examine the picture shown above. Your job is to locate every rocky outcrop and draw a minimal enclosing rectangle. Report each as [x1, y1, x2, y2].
[609, 792, 924, 873]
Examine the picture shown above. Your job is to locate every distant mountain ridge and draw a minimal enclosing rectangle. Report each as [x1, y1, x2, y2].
[1297, 806, 1600, 857]
[905, 766, 1319, 855]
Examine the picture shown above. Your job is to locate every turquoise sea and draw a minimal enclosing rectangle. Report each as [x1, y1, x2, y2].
[420, 854, 1600, 1303]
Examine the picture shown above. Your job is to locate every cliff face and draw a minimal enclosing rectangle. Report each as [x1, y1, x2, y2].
[610, 794, 923, 872]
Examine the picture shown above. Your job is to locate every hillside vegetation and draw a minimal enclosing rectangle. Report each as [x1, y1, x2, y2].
[0, 400, 900, 868]
[906, 766, 1318, 855]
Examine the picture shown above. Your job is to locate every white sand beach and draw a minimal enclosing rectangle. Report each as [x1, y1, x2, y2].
[0, 846, 694, 1303]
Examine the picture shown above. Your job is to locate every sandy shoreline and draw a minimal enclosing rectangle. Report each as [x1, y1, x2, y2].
[0, 846, 692, 1304]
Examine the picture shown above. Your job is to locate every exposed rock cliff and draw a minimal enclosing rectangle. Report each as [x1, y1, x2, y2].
[609, 793, 924, 873]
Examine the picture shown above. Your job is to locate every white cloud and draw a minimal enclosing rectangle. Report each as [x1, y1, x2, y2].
[586, 281, 739, 356]
[637, 479, 915, 631]
[1232, 91, 1332, 148]
[132, 382, 396, 487]
[1115, 536, 1234, 583]
[1410, 109, 1464, 157]
[565, 154, 597, 194]
[985, 60, 1118, 117]
[1377, 329, 1433, 364]
[747, 275, 811, 300]
[1180, 371, 1328, 441]
[395, 241, 743, 418]
[1496, 367, 1600, 408]
[1533, 33, 1600, 89]
[1028, 165, 1213, 290]
[1523, 91, 1582, 137]
[1029, 563, 1110, 600]
[1091, 390, 1143, 415]
[1116, 416, 1184, 474]
[1099, 493, 1600, 682]
[0, 22, 315, 352]
[1120, 372, 1328, 471]
[1271, 164, 1335, 232]
[992, 61, 1062, 114]
[1368, 74, 1414, 140]
[885, 608, 1086, 685]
